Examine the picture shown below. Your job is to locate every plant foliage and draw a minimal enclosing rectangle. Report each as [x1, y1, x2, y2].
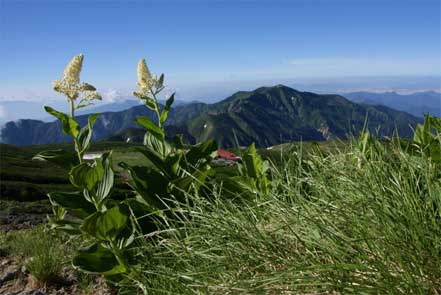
[34, 55, 271, 284]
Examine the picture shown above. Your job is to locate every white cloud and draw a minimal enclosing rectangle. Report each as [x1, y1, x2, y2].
[0, 105, 8, 122]
[101, 88, 125, 103]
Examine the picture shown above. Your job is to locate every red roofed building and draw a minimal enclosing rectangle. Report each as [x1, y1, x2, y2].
[216, 149, 241, 162]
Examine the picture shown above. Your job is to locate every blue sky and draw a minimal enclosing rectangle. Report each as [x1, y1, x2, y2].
[0, 0, 440, 103]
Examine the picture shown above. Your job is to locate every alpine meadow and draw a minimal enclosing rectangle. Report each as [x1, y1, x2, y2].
[0, 1, 440, 294]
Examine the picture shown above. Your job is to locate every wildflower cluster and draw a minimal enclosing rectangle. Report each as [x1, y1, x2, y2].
[53, 54, 101, 112]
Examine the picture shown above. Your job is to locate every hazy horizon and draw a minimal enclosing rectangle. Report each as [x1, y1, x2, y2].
[1, 76, 440, 123]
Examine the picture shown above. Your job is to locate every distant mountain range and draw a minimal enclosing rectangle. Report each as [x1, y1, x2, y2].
[0, 98, 193, 124]
[76, 99, 193, 117]
[0, 85, 422, 148]
[343, 91, 440, 117]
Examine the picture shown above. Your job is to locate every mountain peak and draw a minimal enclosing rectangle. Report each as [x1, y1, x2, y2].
[255, 84, 295, 92]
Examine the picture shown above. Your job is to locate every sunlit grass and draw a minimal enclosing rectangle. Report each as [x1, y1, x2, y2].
[124, 139, 441, 294]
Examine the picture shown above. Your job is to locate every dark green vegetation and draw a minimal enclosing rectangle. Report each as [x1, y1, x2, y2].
[344, 90, 441, 117]
[0, 142, 139, 202]
[3, 127, 440, 294]
[1, 85, 422, 147]
[0, 144, 72, 202]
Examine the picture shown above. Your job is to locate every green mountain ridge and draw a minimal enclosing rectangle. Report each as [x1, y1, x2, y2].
[0, 85, 422, 147]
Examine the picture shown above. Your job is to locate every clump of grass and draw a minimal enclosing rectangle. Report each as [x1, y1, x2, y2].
[1, 226, 67, 285]
[124, 138, 440, 294]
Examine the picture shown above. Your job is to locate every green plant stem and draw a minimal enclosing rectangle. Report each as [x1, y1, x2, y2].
[69, 98, 83, 164]
[148, 86, 166, 156]
[149, 87, 162, 128]
[110, 241, 127, 271]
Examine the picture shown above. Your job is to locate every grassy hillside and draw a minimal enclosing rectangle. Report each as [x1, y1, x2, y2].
[0, 144, 72, 202]
[120, 136, 440, 294]
[0, 142, 143, 202]
[2, 135, 439, 294]
[0, 139, 334, 205]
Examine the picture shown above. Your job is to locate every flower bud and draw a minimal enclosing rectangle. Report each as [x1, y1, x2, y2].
[63, 54, 83, 85]
[137, 58, 152, 89]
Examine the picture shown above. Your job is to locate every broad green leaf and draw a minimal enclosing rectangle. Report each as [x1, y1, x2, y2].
[81, 204, 130, 242]
[126, 198, 158, 235]
[428, 143, 441, 163]
[69, 160, 105, 191]
[33, 149, 78, 168]
[136, 116, 164, 140]
[78, 113, 100, 153]
[73, 243, 126, 275]
[171, 169, 210, 193]
[258, 175, 271, 195]
[48, 191, 96, 218]
[165, 152, 182, 175]
[414, 116, 431, 146]
[132, 146, 173, 178]
[51, 204, 66, 221]
[119, 162, 169, 210]
[171, 176, 194, 192]
[144, 132, 171, 156]
[144, 98, 157, 111]
[132, 91, 144, 99]
[156, 73, 165, 89]
[47, 218, 81, 235]
[172, 134, 184, 149]
[184, 140, 217, 170]
[79, 83, 96, 91]
[44, 106, 79, 138]
[222, 176, 258, 200]
[429, 115, 441, 132]
[413, 115, 441, 163]
[94, 152, 114, 203]
[75, 103, 93, 110]
[243, 143, 263, 178]
[413, 124, 425, 145]
[160, 93, 175, 125]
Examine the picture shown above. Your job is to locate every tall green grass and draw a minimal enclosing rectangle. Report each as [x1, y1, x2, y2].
[1, 226, 66, 284]
[124, 139, 440, 294]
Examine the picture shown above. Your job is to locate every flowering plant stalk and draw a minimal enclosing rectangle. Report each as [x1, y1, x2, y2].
[34, 54, 133, 279]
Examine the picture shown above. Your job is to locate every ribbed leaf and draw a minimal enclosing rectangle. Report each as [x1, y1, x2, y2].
[132, 146, 173, 178]
[160, 93, 174, 125]
[94, 152, 114, 203]
[243, 143, 263, 178]
[78, 113, 100, 153]
[184, 139, 217, 169]
[44, 106, 79, 138]
[81, 204, 130, 242]
[136, 116, 164, 140]
[119, 162, 168, 210]
[48, 191, 96, 218]
[73, 243, 126, 275]
[69, 160, 105, 191]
